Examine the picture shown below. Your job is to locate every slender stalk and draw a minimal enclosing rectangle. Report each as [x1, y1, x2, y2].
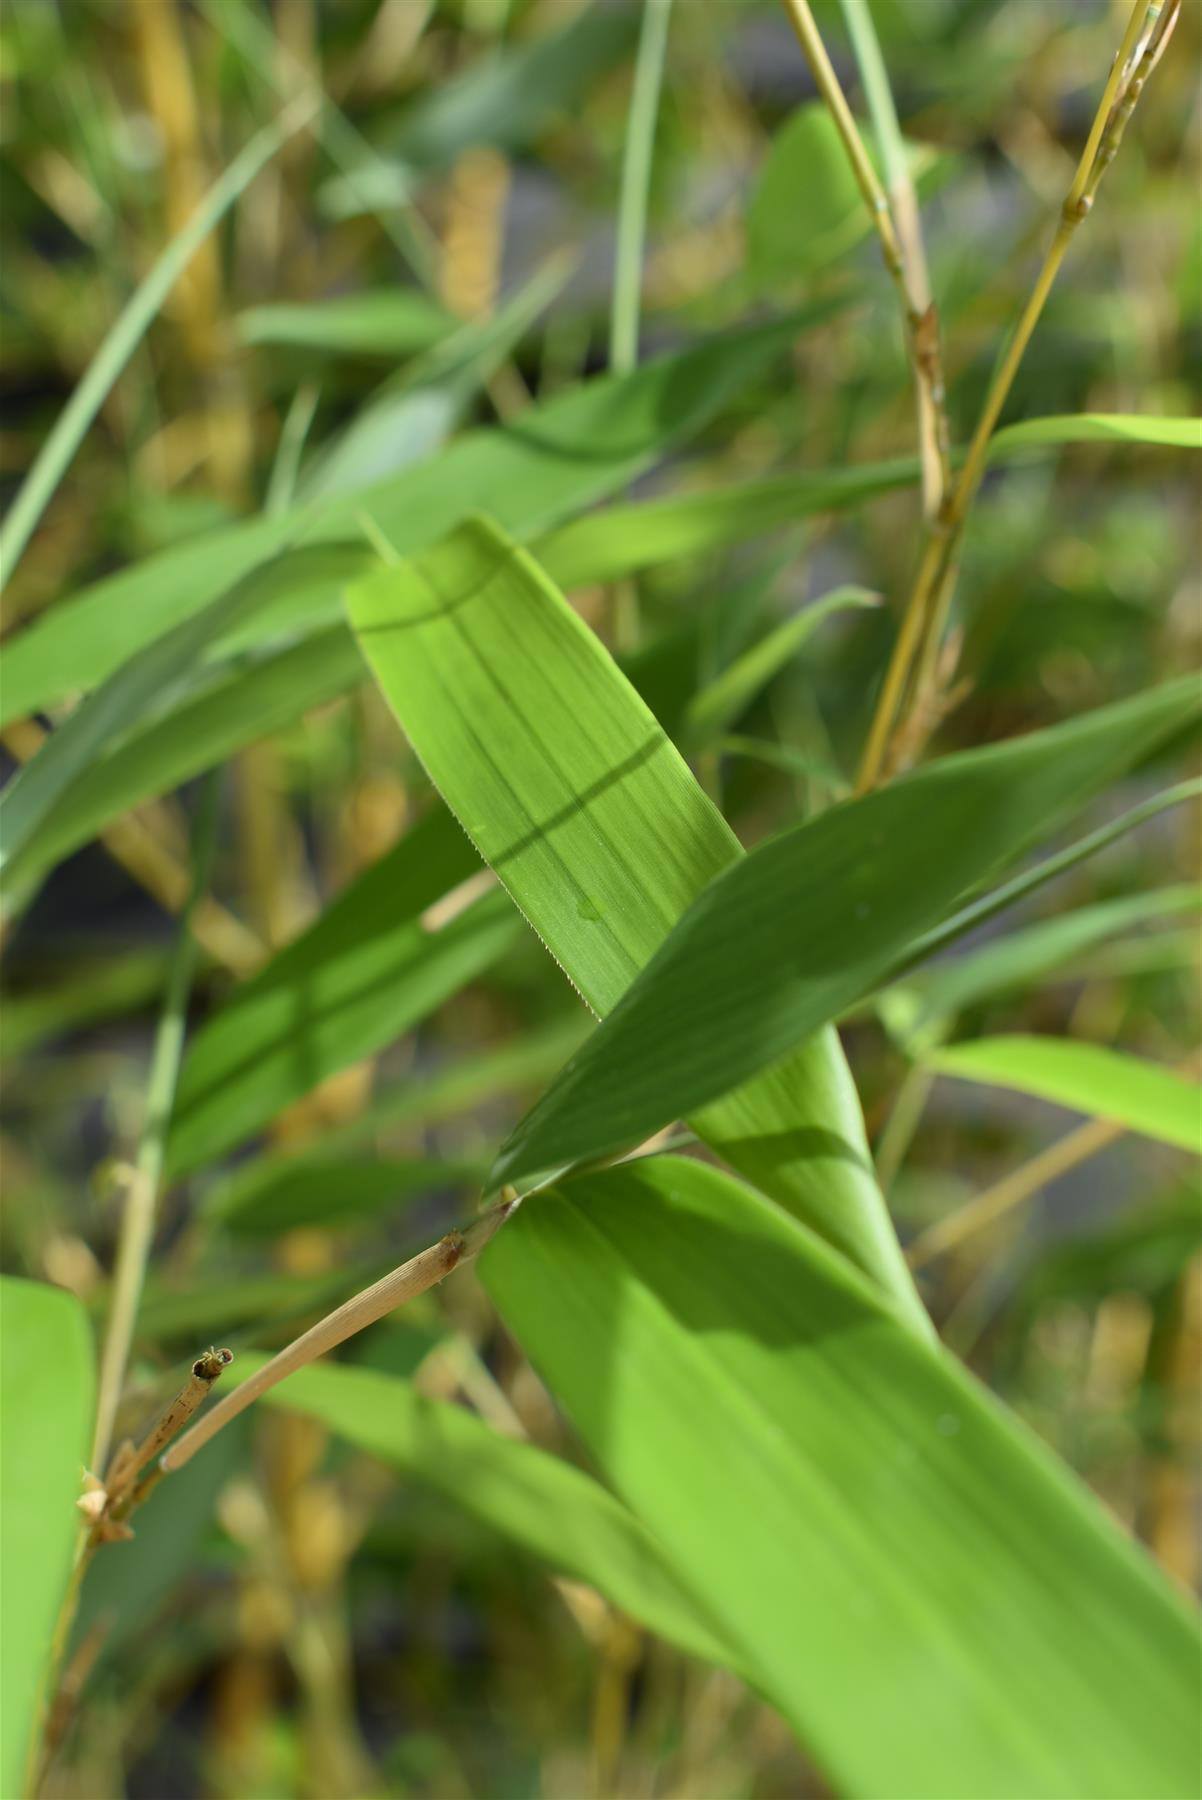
[909, 1043, 1200, 1270]
[610, 0, 676, 376]
[0, 93, 317, 590]
[160, 1201, 515, 1473]
[856, 0, 1173, 792]
[837, 0, 949, 514]
[90, 775, 221, 1472]
[778, 0, 949, 511]
[907, 1114, 1124, 1270]
[265, 381, 321, 516]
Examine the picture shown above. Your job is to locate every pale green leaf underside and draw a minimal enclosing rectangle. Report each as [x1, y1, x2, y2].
[929, 1035, 1201, 1152]
[346, 515, 925, 1329]
[481, 1157, 1201, 1799]
[0, 1278, 94, 1800]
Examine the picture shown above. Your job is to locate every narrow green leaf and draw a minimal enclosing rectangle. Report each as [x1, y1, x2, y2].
[222, 1352, 744, 1678]
[0, 97, 315, 590]
[883, 884, 1202, 1049]
[494, 678, 1200, 1191]
[166, 808, 519, 1177]
[990, 413, 1202, 454]
[0, 1278, 94, 1799]
[481, 1158, 1201, 1798]
[683, 585, 879, 746]
[370, 3, 639, 173]
[6, 625, 366, 893]
[236, 289, 453, 357]
[206, 1012, 589, 1230]
[1, 312, 811, 727]
[0, 548, 363, 894]
[533, 458, 917, 589]
[203, 1153, 485, 1238]
[347, 516, 926, 1329]
[929, 1036, 1201, 1152]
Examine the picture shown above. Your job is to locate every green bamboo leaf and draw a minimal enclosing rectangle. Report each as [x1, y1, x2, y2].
[235, 289, 453, 358]
[683, 585, 879, 746]
[0, 549, 365, 895]
[747, 102, 946, 285]
[347, 516, 926, 1330]
[350, 2, 639, 176]
[203, 1153, 486, 1238]
[0, 1278, 94, 1799]
[492, 677, 1200, 1192]
[990, 413, 1202, 454]
[928, 1036, 1201, 1152]
[11, 626, 364, 893]
[882, 883, 1202, 1050]
[166, 808, 518, 1178]
[0, 97, 317, 590]
[534, 458, 917, 588]
[221, 1352, 745, 1678]
[480, 1157, 1200, 1797]
[1, 312, 812, 729]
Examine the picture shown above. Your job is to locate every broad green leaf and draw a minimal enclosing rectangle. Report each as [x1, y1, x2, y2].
[683, 585, 879, 746]
[882, 884, 1202, 1050]
[166, 807, 518, 1177]
[221, 1352, 744, 1677]
[747, 102, 944, 285]
[0, 1278, 94, 1800]
[481, 1158, 1201, 1798]
[929, 1036, 1201, 1152]
[347, 516, 926, 1330]
[236, 289, 452, 357]
[494, 678, 1200, 1192]
[203, 1152, 485, 1238]
[1, 312, 811, 727]
[990, 413, 1202, 454]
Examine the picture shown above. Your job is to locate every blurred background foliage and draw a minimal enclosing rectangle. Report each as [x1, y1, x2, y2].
[0, 0, 1198, 1794]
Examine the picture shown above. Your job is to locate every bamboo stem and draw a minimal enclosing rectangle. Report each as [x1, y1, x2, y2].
[778, 0, 950, 514]
[855, 0, 1173, 792]
[90, 775, 220, 1472]
[161, 1201, 515, 1473]
[908, 1115, 1122, 1270]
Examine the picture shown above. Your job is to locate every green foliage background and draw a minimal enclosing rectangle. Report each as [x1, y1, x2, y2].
[1, 1, 1199, 1796]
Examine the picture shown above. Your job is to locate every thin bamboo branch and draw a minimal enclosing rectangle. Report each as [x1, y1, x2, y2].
[907, 1114, 1123, 1270]
[161, 1200, 515, 1473]
[837, 0, 950, 515]
[778, 0, 950, 513]
[855, 0, 1173, 792]
[90, 775, 221, 1472]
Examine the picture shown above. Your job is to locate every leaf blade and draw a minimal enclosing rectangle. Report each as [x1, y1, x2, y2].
[481, 1158, 1200, 1798]
[928, 1036, 1201, 1151]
